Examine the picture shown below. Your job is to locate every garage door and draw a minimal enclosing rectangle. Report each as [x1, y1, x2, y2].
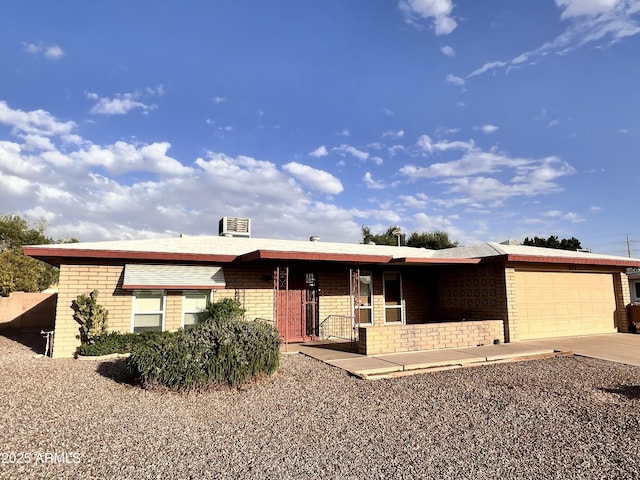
[515, 271, 617, 340]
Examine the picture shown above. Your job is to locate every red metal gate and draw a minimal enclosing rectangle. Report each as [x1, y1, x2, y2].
[274, 267, 318, 343]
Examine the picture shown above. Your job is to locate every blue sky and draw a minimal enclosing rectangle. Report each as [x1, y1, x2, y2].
[1, 0, 639, 255]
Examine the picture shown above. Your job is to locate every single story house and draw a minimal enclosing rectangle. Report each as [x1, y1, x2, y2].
[24, 218, 640, 358]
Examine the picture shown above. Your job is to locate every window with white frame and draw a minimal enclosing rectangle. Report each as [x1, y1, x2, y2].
[132, 290, 165, 333]
[183, 290, 212, 329]
[383, 272, 403, 323]
[358, 271, 373, 324]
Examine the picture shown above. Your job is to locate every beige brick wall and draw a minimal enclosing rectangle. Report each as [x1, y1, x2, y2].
[614, 271, 631, 332]
[356, 320, 505, 355]
[318, 269, 351, 321]
[53, 264, 132, 358]
[218, 266, 274, 320]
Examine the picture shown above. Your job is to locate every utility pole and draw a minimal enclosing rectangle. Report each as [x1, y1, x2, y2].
[627, 234, 632, 258]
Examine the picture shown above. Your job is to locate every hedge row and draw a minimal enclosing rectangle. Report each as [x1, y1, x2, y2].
[127, 318, 281, 390]
[76, 331, 173, 356]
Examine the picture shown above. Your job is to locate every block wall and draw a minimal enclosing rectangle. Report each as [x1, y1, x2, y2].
[217, 266, 274, 321]
[357, 320, 505, 355]
[0, 292, 57, 331]
[614, 271, 632, 332]
[53, 264, 131, 358]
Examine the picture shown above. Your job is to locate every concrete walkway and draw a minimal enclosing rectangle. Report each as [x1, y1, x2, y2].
[281, 341, 561, 379]
[524, 333, 640, 367]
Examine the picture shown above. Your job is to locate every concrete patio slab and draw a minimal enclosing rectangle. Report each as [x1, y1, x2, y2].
[374, 349, 486, 371]
[524, 333, 640, 367]
[325, 356, 403, 375]
[455, 343, 555, 362]
[296, 341, 564, 378]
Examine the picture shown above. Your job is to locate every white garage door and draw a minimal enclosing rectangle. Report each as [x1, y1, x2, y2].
[515, 271, 617, 340]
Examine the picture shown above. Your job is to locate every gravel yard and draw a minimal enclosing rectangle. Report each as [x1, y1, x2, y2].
[2, 331, 640, 480]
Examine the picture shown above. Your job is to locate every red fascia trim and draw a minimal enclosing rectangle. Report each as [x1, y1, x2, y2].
[506, 254, 640, 268]
[22, 247, 237, 263]
[391, 257, 481, 265]
[238, 249, 394, 264]
[123, 285, 226, 290]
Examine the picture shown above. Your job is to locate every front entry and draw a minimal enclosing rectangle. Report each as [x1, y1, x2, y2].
[275, 268, 319, 342]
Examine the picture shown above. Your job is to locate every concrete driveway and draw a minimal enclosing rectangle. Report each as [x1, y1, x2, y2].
[524, 333, 640, 367]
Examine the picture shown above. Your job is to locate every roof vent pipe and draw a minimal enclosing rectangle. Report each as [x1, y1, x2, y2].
[309, 236, 320, 242]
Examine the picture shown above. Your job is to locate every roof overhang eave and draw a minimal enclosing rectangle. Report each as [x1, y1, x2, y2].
[237, 249, 394, 264]
[22, 247, 237, 264]
[506, 254, 640, 268]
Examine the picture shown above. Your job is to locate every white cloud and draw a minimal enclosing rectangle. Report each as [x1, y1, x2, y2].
[332, 144, 370, 161]
[44, 45, 65, 60]
[434, 15, 458, 34]
[388, 145, 406, 156]
[440, 45, 456, 56]
[0, 101, 76, 136]
[445, 73, 465, 86]
[87, 91, 157, 115]
[337, 128, 350, 137]
[416, 134, 475, 154]
[474, 124, 499, 134]
[363, 172, 385, 190]
[71, 141, 193, 176]
[399, 193, 429, 209]
[22, 42, 65, 60]
[548, 119, 560, 127]
[283, 162, 343, 195]
[400, 140, 576, 207]
[555, 0, 621, 18]
[0, 100, 369, 243]
[212, 96, 226, 104]
[382, 129, 405, 138]
[465, 0, 640, 79]
[309, 145, 328, 157]
[399, 0, 458, 35]
[543, 208, 585, 222]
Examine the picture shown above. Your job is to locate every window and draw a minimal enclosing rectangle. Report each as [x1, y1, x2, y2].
[132, 290, 165, 333]
[383, 272, 403, 323]
[633, 281, 640, 302]
[183, 290, 211, 329]
[358, 271, 373, 324]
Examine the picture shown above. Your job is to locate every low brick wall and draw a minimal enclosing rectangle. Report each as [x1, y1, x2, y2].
[356, 320, 505, 355]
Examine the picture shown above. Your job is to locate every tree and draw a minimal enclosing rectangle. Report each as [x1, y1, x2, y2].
[522, 235, 583, 251]
[362, 226, 405, 246]
[0, 215, 61, 296]
[406, 231, 458, 250]
[361, 225, 459, 250]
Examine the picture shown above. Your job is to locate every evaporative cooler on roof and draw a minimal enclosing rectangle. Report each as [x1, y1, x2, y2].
[218, 217, 251, 238]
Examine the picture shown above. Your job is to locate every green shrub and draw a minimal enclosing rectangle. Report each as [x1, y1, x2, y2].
[127, 318, 280, 391]
[204, 298, 246, 323]
[76, 331, 173, 356]
[71, 290, 109, 343]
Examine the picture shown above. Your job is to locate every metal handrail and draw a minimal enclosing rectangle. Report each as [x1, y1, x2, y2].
[319, 315, 357, 342]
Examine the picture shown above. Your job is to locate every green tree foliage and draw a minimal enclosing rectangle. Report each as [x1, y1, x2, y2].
[522, 235, 583, 251]
[0, 215, 61, 296]
[362, 225, 459, 249]
[406, 231, 459, 249]
[362, 226, 406, 246]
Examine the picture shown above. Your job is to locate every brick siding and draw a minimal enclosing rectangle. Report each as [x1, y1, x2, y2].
[356, 320, 505, 355]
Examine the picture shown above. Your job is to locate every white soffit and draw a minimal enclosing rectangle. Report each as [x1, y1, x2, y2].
[123, 264, 226, 289]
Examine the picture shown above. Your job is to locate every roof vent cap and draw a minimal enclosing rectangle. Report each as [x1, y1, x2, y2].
[309, 236, 320, 242]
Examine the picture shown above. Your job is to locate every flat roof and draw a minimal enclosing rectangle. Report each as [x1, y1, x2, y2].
[22, 235, 640, 268]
